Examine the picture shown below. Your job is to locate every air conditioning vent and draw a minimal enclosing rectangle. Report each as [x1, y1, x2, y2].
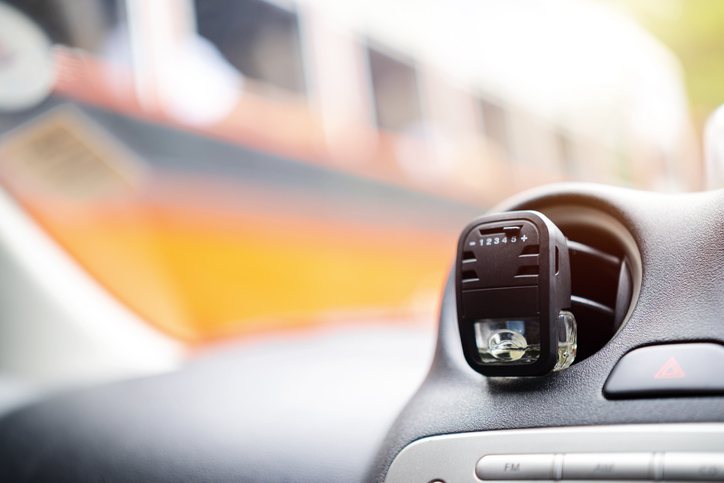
[567, 239, 633, 362]
[498, 204, 642, 365]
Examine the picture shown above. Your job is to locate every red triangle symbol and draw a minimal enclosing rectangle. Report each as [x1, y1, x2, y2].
[654, 357, 686, 379]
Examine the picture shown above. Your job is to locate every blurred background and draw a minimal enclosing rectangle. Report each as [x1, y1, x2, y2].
[0, 0, 722, 388]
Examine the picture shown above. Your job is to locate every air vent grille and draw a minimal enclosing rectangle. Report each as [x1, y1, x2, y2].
[496, 204, 642, 365]
[567, 239, 632, 362]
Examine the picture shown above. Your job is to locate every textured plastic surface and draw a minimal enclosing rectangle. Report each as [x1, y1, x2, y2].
[0, 325, 434, 483]
[367, 184, 724, 483]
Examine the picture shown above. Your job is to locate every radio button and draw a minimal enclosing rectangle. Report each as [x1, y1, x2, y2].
[476, 454, 556, 480]
[663, 453, 724, 481]
[562, 453, 652, 480]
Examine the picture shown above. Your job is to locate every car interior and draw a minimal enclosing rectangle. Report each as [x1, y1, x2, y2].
[0, 0, 723, 482]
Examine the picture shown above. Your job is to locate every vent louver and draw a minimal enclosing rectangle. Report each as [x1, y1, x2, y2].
[496, 204, 641, 365]
[567, 239, 633, 362]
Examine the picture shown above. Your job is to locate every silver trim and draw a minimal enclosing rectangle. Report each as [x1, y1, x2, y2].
[384, 424, 724, 483]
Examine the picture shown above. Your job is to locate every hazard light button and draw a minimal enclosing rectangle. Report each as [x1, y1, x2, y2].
[603, 343, 724, 399]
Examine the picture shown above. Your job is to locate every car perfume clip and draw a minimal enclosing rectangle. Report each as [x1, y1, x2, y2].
[456, 210, 576, 376]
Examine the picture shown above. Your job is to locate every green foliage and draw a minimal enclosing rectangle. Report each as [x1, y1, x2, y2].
[606, 0, 724, 124]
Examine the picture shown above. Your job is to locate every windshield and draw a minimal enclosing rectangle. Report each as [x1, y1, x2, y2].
[0, 0, 719, 345]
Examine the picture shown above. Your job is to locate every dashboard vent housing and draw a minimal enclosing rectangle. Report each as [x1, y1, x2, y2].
[567, 238, 632, 361]
[498, 204, 641, 364]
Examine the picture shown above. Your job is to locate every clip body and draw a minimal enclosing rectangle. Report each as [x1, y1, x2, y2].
[456, 210, 575, 376]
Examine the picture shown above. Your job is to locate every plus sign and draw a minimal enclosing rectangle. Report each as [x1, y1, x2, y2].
[521, 234, 528, 242]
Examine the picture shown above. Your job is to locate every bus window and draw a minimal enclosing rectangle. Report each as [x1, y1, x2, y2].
[4, 0, 122, 54]
[194, 0, 306, 95]
[557, 127, 577, 176]
[367, 46, 423, 133]
[478, 97, 510, 162]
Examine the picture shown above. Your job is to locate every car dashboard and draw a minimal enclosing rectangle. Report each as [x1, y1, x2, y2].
[0, 183, 723, 482]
